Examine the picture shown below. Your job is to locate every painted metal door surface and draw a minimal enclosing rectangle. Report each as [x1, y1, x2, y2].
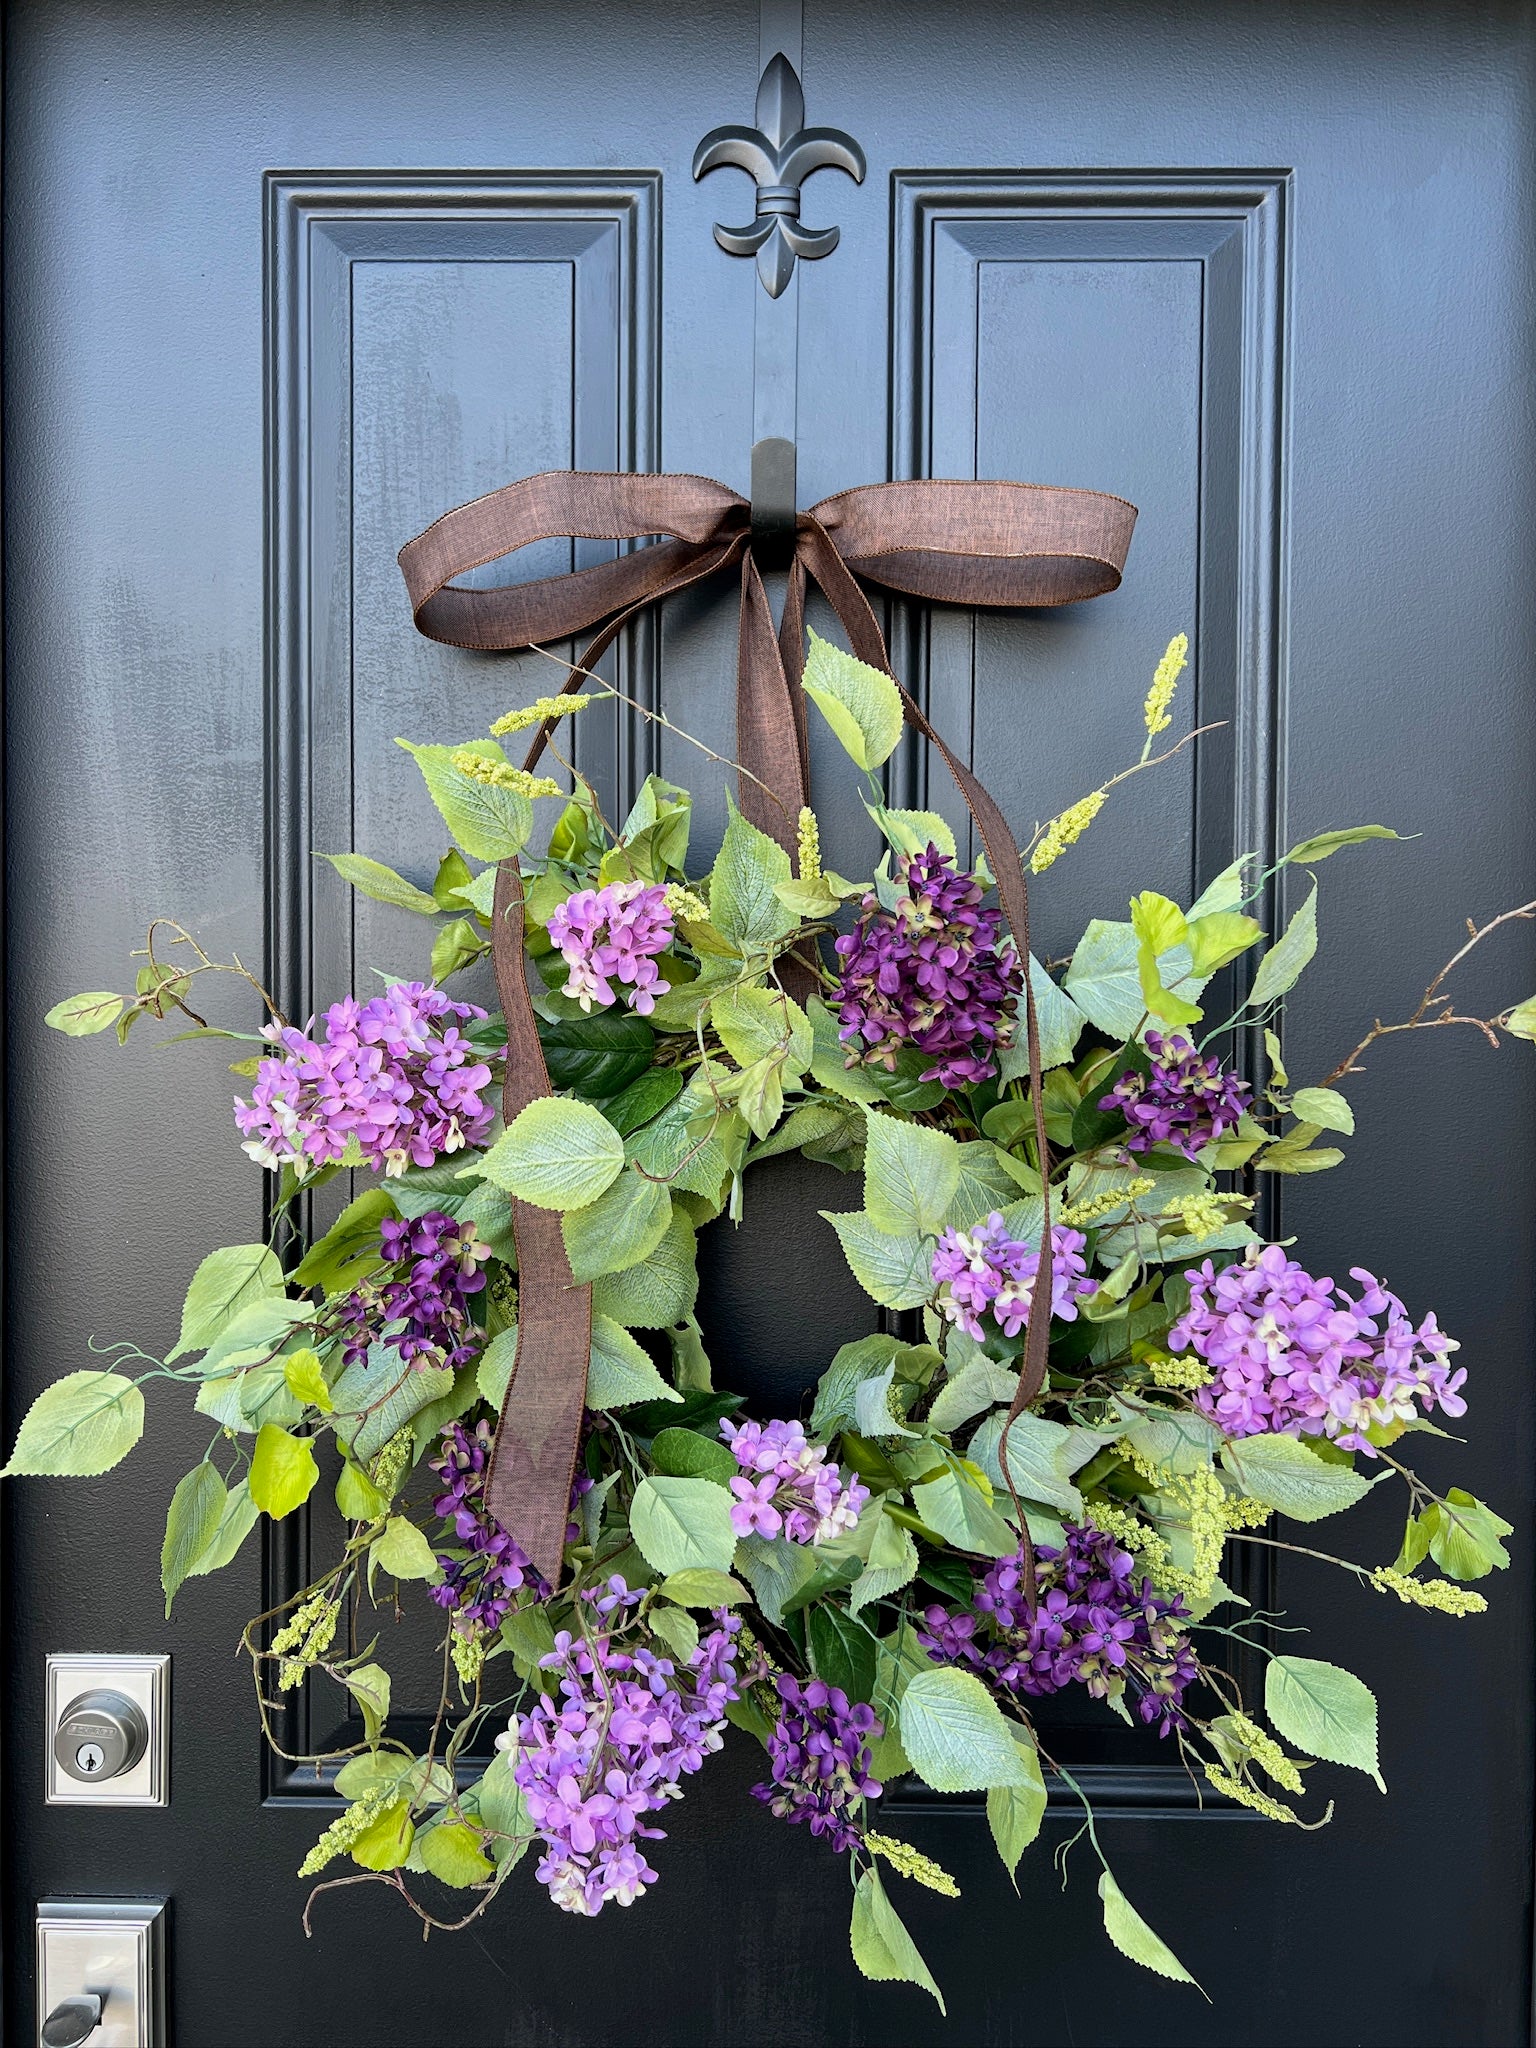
[6, 3, 1534, 2042]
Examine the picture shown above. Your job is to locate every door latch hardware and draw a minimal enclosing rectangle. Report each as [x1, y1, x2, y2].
[41, 1993, 103, 2047]
[45, 1656, 169, 1807]
[36, 1901, 166, 2048]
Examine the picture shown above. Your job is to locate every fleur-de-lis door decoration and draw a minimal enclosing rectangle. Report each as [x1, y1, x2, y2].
[693, 52, 866, 297]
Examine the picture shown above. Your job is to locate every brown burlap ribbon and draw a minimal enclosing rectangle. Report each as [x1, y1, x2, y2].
[399, 472, 1136, 1584]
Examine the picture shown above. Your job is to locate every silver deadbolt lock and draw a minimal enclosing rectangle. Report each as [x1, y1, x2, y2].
[53, 1691, 148, 1785]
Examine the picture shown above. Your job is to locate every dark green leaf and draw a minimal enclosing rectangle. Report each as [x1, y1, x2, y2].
[536, 1008, 656, 1098]
[807, 1602, 879, 1704]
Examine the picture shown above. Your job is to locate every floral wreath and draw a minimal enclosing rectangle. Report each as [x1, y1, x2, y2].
[21, 624, 1533, 2011]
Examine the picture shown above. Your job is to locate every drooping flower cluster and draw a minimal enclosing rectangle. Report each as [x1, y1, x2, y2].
[234, 982, 495, 1178]
[931, 1214, 1097, 1341]
[1172, 1244, 1465, 1454]
[918, 1524, 1197, 1734]
[832, 844, 1022, 1087]
[720, 1416, 869, 1544]
[500, 1578, 739, 1916]
[428, 1419, 548, 1631]
[545, 881, 674, 1016]
[751, 1674, 884, 1852]
[1102, 1030, 1252, 1160]
[341, 1210, 489, 1371]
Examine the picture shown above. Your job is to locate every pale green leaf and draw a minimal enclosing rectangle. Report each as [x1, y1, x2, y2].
[1505, 994, 1536, 1042]
[248, 1424, 319, 1519]
[848, 1509, 919, 1615]
[395, 737, 532, 862]
[708, 804, 796, 951]
[911, 1458, 1017, 1556]
[336, 1459, 390, 1524]
[987, 1724, 1047, 1883]
[630, 1475, 737, 1576]
[474, 1097, 625, 1211]
[710, 985, 811, 1076]
[967, 1409, 1083, 1515]
[45, 990, 124, 1037]
[899, 1666, 1032, 1792]
[317, 851, 439, 914]
[370, 1515, 439, 1581]
[802, 628, 904, 770]
[1289, 1086, 1355, 1135]
[824, 1210, 933, 1309]
[927, 1353, 1018, 1433]
[343, 1663, 393, 1749]
[1426, 1489, 1513, 1579]
[1247, 884, 1318, 1010]
[1265, 1655, 1383, 1788]
[160, 1462, 227, 1614]
[331, 1349, 454, 1461]
[850, 1869, 946, 2014]
[1, 1371, 145, 1476]
[417, 1821, 494, 1888]
[868, 802, 957, 861]
[658, 1568, 748, 1607]
[807, 994, 889, 1104]
[649, 1604, 700, 1666]
[561, 1166, 673, 1280]
[283, 1347, 333, 1412]
[1063, 919, 1208, 1042]
[168, 1243, 284, 1361]
[810, 1334, 904, 1437]
[1185, 856, 1254, 920]
[997, 958, 1087, 1078]
[863, 1111, 960, 1237]
[734, 1532, 821, 1625]
[1219, 1433, 1375, 1521]
[1099, 1871, 1202, 1986]
[184, 1478, 260, 1579]
[1284, 824, 1399, 864]
[591, 1206, 699, 1327]
[586, 1314, 682, 1410]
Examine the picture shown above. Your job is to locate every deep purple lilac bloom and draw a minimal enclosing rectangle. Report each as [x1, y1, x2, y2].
[931, 1213, 1097, 1341]
[499, 1579, 740, 1915]
[545, 881, 673, 1016]
[720, 1416, 869, 1543]
[917, 1524, 1197, 1735]
[1172, 1243, 1465, 1454]
[428, 1419, 549, 1630]
[340, 1210, 489, 1371]
[832, 844, 1023, 1088]
[1102, 1030, 1252, 1161]
[234, 981, 494, 1178]
[751, 1674, 884, 1852]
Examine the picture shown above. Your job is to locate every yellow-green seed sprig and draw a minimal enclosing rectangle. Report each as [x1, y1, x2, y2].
[1146, 1353, 1214, 1391]
[1142, 633, 1189, 744]
[449, 748, 562, 799]
[1060, 1176, 1155, 1226]
[1029, 788, 1108, 874]
[490, 693, 594, 737]
[1370, 1567, 1488, 1615]
[271, 1593, 340, 1691]
[1219, 1711, 1304, 1792]
[1206, 1765, 1297, 1824]
[1160, 1191, 1229, 1243]
[866, 1833, 961, 1896]
[664, 883, 710, 923]
[795, 806, 822, 881]
[297, 1787, 392, 1877]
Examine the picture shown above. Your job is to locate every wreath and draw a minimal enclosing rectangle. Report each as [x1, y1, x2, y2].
[21, 622, 1532, 2010]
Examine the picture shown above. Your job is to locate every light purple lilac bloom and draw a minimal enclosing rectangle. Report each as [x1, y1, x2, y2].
[428, 1419, 550, 1631]
[832, 843, 1023, 1088]
[917, 1524, 1197, 1735]
[931, 1213, 1098, 1341]
[234, 981, 494, 1178]
[545, 881, 674, 1016]
[720, 1416, 870, 1544]
[497, 1577, 739, 1916]
[1102, 1030, 1252, 1161]
[340, 1210, 489, 1372]
[751, 1674, 884, 1852]
[1172, 1242, 1465, 1455]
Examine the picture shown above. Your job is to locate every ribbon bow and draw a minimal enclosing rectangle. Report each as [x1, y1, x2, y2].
[399, 471, 1136, 1582]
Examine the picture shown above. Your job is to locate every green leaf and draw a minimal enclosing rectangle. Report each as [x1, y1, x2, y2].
[630, 1475, 738, 1575]
[1265, 1655, 1383, 1788]
[350, 1799, 414, 1871]
[395, 737, 532, 861]
[802, 629, 904, 771]
[850, 1868, 946, 2014]
[1425, 1490, 1513, 1580]
[734, 1532, 821, 1624]
[291, 1188, 394, 1295]
[335, 1751, 454, 1805]
[807, 994, 889, 1104]
[1063, 919, 1208, 1042]
[474, 1327, 519, 1413]
[650, 1426, 736, 1484]
[1504, 994, 1536, 1042]
[537, 1008, 656, 1098]
[868, 802, 958, 861]
[899, 1666, 1033, 1792]
[193, 1359, 303, 1435]
[1111, 1396, 1221, 1478]
[45, 990, 124, 1036]
[658, 1568, 747, 1607]
[1284, 824, 1400, 864]
[602, 1066, 686, 1136]
[1, 1371, 145, 1476]
[911, 1458, 1017, 1556]
[1130, 892, 1201, 1026]
[430, 915, 488, 982]
[848, 1508, 920, 1616]
[711, 984, 812, 1075]
[331, 1350, 454, 1462]
[1289, 1086, 1355, 1134]
[626, 1088, 747, 1201]
[562, 1166, 673, 1281]
[997, 959, 1087, 1079]
[185, 1478, 260, 1579]
[193, 1297, 313, 1379]
[475, 1097, 626, 1211]
[591, 1206, 699, 1328]
[1186, 856, 1254, 920]
[967, 1410, 1084, 1515]
[160, 1463, 227, 1614]
[1219, 1433, 1375, 1521]
[370, 1515, 439, 1582]
[927, 1353, 1018, 1433]
[807, 1602, 880, 1703]
[417, 1821, 494, 1888]
[986, 1723, 1047, 1883]
[336, 1459, 390, 1524]
[168, 1243, 285, 1361]
[586, 1315, 682, 1411]
[735, 1056, 786, 1141]
[863, 1111, 960, 1237]
[648, 1604, 700, 1667]
[1099, 1871, 1202, 1987]
[248, 1424, 319, 1519]
[282, 1348, 332, 1413]
[1185, 910, 1265, 975]
[317, 851, 439, 914]
[471, 1750, 533, 1868]
[708, 804, 796, 952]
[1247, 884, 1318, 1010]
[824, 1210, 933, 1310]
[343, 1662, 392, 1747]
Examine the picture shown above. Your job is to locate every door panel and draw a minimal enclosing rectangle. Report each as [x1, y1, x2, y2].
[6, 4, 1534, 2044]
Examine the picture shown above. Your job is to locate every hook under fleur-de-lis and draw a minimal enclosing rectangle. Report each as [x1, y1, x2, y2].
[693, 53, 866, 298]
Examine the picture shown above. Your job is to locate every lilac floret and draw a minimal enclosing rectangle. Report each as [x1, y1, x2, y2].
[546, 881, 674, 1016]
[340, 1209, 489, 1372]
[751, 1673, 884, 1852]
[931, 1213, 1097, 1341]
[720, 1415, 869, 1544]
[1102, 1030, 1252, 1161]
[427, 1419, 549, 1631]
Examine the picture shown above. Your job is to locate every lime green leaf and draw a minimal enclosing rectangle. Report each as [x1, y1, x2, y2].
[1504, 993, 1536, 1041]
[1099, 1871, 1202, 1987]
[863, 1112, 960, 1237]
[168, 1243, 285, 1361]
[1, 1370, 145, 1476]
[336, 1459, 390, 1524]
[586, 1314, 682, 1410]
[1425, 1490, 1513, 1580]
[185, 1478, 261, 1579]
[370, 1515, 439, 1582]
[291, 1188, 394, 1295]
[395, 737, 531, 861]
[1186, 855, 1254, 920]
[350, 1798, 414, 1870]
[997, 959, 1087, 1078]
[160, 1462, 227, 1614]
[658, 1568, 748, 1607]
[1247, 884, 1318, 1010]
[317, 851, 439, 914]
[591, 1206, 699, 1327]
[774, 873, 843, 919]
[850, 1868, 946, 2014]
[1131, 893, 1201, 1027]
[802, 628, 904, 771]
[1265, 1655, 1382, 1787]
[630, 1475, 738, 1575]
[911, 1458, 1017, 1556]
[417, 1821, 494, 1888]
[1130, 890, 1188, 956]
[1284, 824, 1399, 864]
[561, 1166, 672, 1281]
[987, 1723, 1047, 1883]
[1219, 1433, 1376, 1521]
[1185, 911, 1265, 975]
[848, 1510, 919, 1616]
[868, 802, 958, 861]
[824, 1210, 933, 1309]
[475, 1096, 625, 1211]
[709, 804, 796, 951]
[335, 1751, 453, 1804]
[1063, 919, 1208, 1042]
[1289, 1086, 1355, 1135]
[344, 1662, 392, 1747]
[899, 1666, 1033, 1792]
[248, 1424, 319, 1519]
[283, 1348, 332, 1412]
[45, 990, 124, 1036]
[711, 985, 811, 1075]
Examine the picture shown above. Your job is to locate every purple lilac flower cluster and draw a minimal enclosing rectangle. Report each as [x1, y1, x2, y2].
[545, 881, 674, 1017]
[499, 1577, 740, 1916]
[341, 1210, 489, 1371]
[832, 844, 1023, 1088]
[428, 1420, 549, 1631]
[918, 1524, 1197, 1734]
[751, 1674, 884, 1851]
[931, 1213, 1098, 1341]
[1173, 1243, 1465, 1455]
[1101, 1030, 1252, 1161]
[234, 982, 494, 1178]
[721, 1416, 870, 1544]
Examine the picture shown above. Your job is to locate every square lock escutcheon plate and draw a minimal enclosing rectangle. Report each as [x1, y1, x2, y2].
[46, 1655, 169, 1806]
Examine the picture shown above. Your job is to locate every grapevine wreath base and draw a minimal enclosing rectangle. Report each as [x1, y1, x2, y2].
[21, 619, 1533, 2009]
